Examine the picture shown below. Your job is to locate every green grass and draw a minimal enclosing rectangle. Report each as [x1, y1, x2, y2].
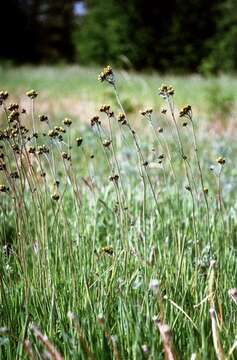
[0, 65, 236, 122]
[0, 65, 237, 359]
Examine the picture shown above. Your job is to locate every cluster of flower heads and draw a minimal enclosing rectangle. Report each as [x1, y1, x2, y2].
[90, 115, 101, 127]
[117, 113, 126, 125]
[98, 66, 115, 85]
[217, 157, 225, 165]
[100, 104, 114, 117]
[159, 84, 175, 98]
[26, 89, 38, 99]
[140, 108, 153, 117]
[0, 91, 9, 106]
[0, 89, 85, 201]
[179, 105, 192, 118]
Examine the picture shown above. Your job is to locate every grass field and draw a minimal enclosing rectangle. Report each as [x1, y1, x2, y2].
[0, 65, 237, 359]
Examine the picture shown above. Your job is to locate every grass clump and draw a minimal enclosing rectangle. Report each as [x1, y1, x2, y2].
[0, 67, 237, 359]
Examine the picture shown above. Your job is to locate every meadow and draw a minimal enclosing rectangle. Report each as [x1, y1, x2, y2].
[0, 65, 237, 359]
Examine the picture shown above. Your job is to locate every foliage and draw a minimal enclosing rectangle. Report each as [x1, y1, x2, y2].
[1, 0, 237, 72]
[201, 0, 237, 73]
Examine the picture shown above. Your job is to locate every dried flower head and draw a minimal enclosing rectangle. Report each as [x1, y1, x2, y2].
[98, 65, 115, 84]
[90, 116, 100, 127]
[10, 171, 19, 179]
[8, 110, 20, 123]
[109, 174, 119, 182]
[8, 103, 19, 111]
[26, 90, 38, 99]
[179, 105, 192, 118]
[103, 139, 112, 148]
[51, 193, 60, 201]
[217, 157, 225, 165]
[0, 162, 6, 171]
[28, 146, 36, 154]
[101, 245, 114, 256]
[0, 91, 9, 105]
[161, 107, 167, 114]
[140, 108, 153, 117]
[63, 118, 72, 127]
[61, 152, 71, 161]
[159, 84, 175, 98]
[76, 137, 83, 147]
[39, 114, 48, 122]
[37, 145, 49, 155]
[117, 113, 126, 125]
[0, 184, 9, 193]
[100, 104, 111, 113]
[48, 129, 59, 138]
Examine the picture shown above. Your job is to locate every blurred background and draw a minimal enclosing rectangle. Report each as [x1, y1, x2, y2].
[1, 0, 236, 72]
[0, 0, 236, 129]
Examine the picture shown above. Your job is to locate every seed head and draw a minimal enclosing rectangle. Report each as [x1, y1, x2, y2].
[0, 184, 9, 193]
[63, 118, 72, 127]
[179, 105, 192, 118]
[26, 90, 38, 99]
[101, 245, 113, 256]
[51, 193, 60, 201]
[98, 65, 115, 84]
[90, 116, 100, 127]
[117, 113, 126, 124]
[76, 137, 83, 147]
[217, 157, 225, 165]
[0, 91, 9, 105]
[100, 104, 110, 113]
[161, 108, 167, 114]
[48, 129, 58, 138]
[10, 171, 19, 179]
[103, 139, 112, 148]
[109, 174, 119, 182]
[159, 84, 175, 98]
[39, 114, 48, 122]
[8, 110, 20, 123]
[8, 103, 19, 111]
[61, 152, 71, 161]
[140, 108, 153, 116]
[0, 162, 6, 171]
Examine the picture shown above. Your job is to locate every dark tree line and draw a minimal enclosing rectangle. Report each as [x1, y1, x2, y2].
[0, 0, 75, 63]
[0, 0, 236, 72]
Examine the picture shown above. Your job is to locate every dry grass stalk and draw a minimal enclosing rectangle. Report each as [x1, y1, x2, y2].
[228, 288, 237, 305]
[30, 324, 64, 360]
[98, 315, 122, 360]
[24, 339, 36, 360]
[209, 308, 225, 360]
[154, 317, 178, 360]
[207, 261, 226, 360]
[67, 312, 96, 360]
